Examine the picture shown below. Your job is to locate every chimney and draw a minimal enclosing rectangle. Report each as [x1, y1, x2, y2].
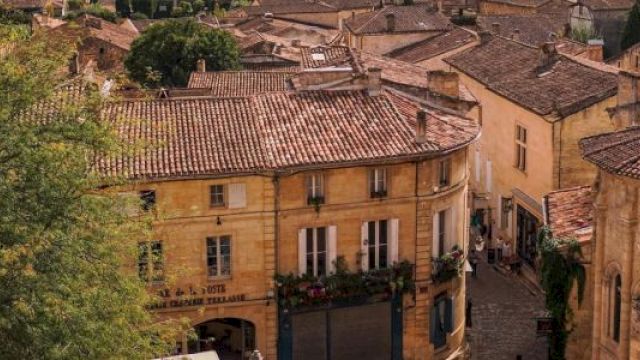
[479, 30, 492, 45]
[612, 71, 640, 129]
[385, 13, 396, 32]
[86, 17, 102, 29]
[367, 67, 382, 96]
[512, 28, 520, 41]
[491, 22, 500, 35]
[586, 39, 604, 63]
[196, 59, 206, 73]
[416, 109, 427, 144]
[538, 41, 558, 69]
[427, 70, 459, 99]
[291, 39, 301, 47]
[351, 11, 355, 20]
[69, 52, 80, 75]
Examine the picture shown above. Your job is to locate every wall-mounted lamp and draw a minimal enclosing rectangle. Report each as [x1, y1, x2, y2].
[216, 216, 222, 226]
[266, 289, 275, 306]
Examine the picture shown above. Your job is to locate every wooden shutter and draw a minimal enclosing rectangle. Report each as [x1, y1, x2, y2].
[444, 297, 453, 333]
[432, 212, 440, 258]
[328, 225, 337, 274]
[429, 305, 437, 344]
[388, 218, 399, 265]
[298, 229, 307, 276]
[361, 222, 369, 271]
[228, 183, 246, 209]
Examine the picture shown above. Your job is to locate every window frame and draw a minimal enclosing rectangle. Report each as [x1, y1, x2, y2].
[438, 158, 452, 188]
[367, 220, 389, 269]
[369, 168, 388, 198]
[140, 190, 156, 211]
[305, 227, 328, 277]
[138, 240, 164, 283]
[438, 209, 447, 257]
[210, 184, 226, 208]
[515, 124, 527, 172]
[306, 173, 325, 205]
[612, 274, 622, 343]
[500, 196, 512, 229]
[206, 235, 232, 279]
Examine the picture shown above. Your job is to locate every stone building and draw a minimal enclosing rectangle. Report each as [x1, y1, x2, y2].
[92, 60, 481, 360]
[608, 42, 640, 73]
[32, 14, 136, 73]
[580, 70, 640, 360]
[343, 5, 453, 55]
[444, 33, 618, 276]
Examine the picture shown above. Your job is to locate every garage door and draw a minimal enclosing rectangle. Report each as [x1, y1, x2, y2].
[290, 302, 391, 360]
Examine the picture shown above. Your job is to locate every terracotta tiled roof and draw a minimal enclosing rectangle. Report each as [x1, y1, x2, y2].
[580, 126, 640, 179]
[300, 46, 354, 68]
[545, 186, 593, 242]
[241, 62, 301, 72]
[344, 5, 451, 34]
[577, 0, 634, 10]
[245, 2, 336, 15]
[95, 90, 479, 180]
[445, 35, 618, 117]
[187, 71, 294, 95]
[477, 14, 567, 46]
[2, 0, 46, 9]
[385, 27, 476, 63]
[321, 0, 376, 10]
[83, 16, 137, 51]
[481, 0, 550, 8]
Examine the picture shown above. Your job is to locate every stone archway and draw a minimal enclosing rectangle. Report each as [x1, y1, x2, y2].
[189, 317, 257, 360]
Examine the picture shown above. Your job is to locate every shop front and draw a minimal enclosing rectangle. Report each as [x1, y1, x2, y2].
[516, 204, 541, 268]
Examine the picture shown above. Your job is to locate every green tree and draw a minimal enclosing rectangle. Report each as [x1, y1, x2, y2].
[538, 227, 587, 360]
[125, 19, 240, 87]
[0, 27, 181, 359]
[621, 0, 640, 51]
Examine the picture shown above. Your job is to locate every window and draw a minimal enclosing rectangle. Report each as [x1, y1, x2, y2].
[369, 168, 387, 198]
[305, 227, 327, 277]
[430, 293, 453, 349]
[515, 125, 527, 171]
[438, 158, 451, 187]
[210, 185, 225, 207]
[612, 274, 622, 342]
[306, 174, 325, 205]
[368, 220, 388, 269]
[361, 219, 399, 271]
[438, 210, 446, 257]
[500, 197, 512, 229]
[207, 236, 231, 278]
[138, 240, 164, 282]
[140, 190, 156, 211]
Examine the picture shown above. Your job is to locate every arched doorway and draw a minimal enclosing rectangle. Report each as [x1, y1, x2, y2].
[189, 318, 256, 360]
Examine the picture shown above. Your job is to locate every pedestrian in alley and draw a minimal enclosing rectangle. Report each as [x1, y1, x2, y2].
[465, 297, 473, 328]
[469, 249, 479, 278]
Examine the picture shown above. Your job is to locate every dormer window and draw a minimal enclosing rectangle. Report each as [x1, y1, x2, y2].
[369, 168, 387, 198]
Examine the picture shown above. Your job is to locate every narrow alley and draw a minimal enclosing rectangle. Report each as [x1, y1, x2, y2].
[466, 254, 548, 360]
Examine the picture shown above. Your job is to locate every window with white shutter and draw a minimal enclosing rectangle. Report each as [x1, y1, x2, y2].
[362, 219, 399, 270]
[306, 174, 325, 205]
[298, 226, 336, 276]
[369, 168, 388, 198]
[228, 183, 246, 209]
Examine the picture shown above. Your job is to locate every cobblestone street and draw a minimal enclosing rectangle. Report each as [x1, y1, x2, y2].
[466, 253, 548, 360]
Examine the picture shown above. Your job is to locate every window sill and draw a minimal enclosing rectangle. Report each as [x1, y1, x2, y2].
[209, 204, 226, 209]
[208, 276, 231, 282]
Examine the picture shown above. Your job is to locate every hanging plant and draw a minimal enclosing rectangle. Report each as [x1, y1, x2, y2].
[537, 226, 586, 360]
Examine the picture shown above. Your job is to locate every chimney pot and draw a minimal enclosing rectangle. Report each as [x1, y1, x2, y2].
[416, 109, 427, 144]
[491, 22, 500, 35]
[196, 59, 206, 73]
[479, 30, 491, 45]
[512, 28, 520, 41]
[367, 67, 382, 96]
[291, 39, 301, 47]
[385, 13, 396, 32]
[586, 39, 604, 63]
[538, 41, 558, 69]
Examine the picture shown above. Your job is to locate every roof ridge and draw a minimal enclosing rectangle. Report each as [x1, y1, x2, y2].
[547, 185, 592, 195]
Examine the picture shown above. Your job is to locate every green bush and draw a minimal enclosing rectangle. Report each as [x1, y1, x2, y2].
[63, 5, 118, 23]
[130, 11, 149, 20]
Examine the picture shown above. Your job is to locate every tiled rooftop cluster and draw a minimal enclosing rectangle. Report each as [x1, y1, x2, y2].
[386, 28, 476, 63]
[187, 71, 294, 96]
[344, 5, 451, 34]
[445, 35, 618, 117]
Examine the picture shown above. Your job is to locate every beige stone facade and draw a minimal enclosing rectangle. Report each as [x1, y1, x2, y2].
[132, 149, 473, 359]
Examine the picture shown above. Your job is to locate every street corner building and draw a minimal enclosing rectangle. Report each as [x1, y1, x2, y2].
[88, 64, 481, 359]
